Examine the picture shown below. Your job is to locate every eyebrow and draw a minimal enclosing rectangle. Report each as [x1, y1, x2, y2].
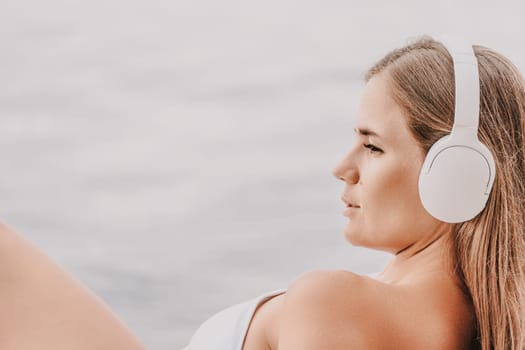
[354, 127, 381, 138]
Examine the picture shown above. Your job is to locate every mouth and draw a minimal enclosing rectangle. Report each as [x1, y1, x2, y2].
[342, 196, 360, 208]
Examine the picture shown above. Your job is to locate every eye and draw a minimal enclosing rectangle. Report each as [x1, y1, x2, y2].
[363, 143, 383, 154]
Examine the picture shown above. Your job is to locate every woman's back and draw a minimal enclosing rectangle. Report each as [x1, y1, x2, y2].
[244, 270, 475, 350]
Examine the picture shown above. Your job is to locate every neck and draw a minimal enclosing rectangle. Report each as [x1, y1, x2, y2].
[377, 223, 455, 285]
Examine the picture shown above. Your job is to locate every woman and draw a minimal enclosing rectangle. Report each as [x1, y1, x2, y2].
[184, 36, 525, 349]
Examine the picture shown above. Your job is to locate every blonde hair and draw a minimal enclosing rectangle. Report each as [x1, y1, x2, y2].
[365, 36, 525, 349]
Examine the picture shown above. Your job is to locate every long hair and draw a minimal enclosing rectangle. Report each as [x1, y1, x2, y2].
[365, 36, 525, 349]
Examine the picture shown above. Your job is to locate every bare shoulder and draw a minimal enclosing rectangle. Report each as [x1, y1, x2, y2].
[278, 270, 388, 349]
[285, 269, 385, 309]
[277, 270, 473, 350]
[287, 269, 375, 294]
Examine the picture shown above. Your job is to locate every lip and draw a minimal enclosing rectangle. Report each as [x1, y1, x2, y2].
[342, 205, 359, 217]
[341, 196, 360, 208]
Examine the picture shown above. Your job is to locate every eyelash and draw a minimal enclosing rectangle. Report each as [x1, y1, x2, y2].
[363, 143, 383, 153]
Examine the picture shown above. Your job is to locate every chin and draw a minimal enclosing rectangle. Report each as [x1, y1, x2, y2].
[343, 226, 395, 252]
[343, 227, 369, 247]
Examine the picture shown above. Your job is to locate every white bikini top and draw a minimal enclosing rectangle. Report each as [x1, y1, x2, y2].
[181, 288, 286, 350]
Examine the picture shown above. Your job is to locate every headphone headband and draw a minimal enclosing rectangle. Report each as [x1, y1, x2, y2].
[438, 37, 480, 132]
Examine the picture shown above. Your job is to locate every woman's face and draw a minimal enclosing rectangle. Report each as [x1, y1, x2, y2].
[333, 75, 442, 254]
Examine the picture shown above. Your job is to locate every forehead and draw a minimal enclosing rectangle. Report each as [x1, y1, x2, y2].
[354, 76, 414, 146]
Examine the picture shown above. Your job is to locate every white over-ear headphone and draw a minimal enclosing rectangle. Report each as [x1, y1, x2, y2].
[418, 38, 496, 223]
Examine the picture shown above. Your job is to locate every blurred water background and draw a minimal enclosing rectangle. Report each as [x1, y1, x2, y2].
[1, 0, 524, 348]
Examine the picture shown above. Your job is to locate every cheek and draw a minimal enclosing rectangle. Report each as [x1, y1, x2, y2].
[364, 158, 425, 224]
[369, 158, 419, 198]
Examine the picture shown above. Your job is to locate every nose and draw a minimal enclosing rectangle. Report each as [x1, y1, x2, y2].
[332, 155, 359, 184]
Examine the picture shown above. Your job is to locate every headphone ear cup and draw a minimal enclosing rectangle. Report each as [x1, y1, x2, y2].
[419, 141, 493, 223]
